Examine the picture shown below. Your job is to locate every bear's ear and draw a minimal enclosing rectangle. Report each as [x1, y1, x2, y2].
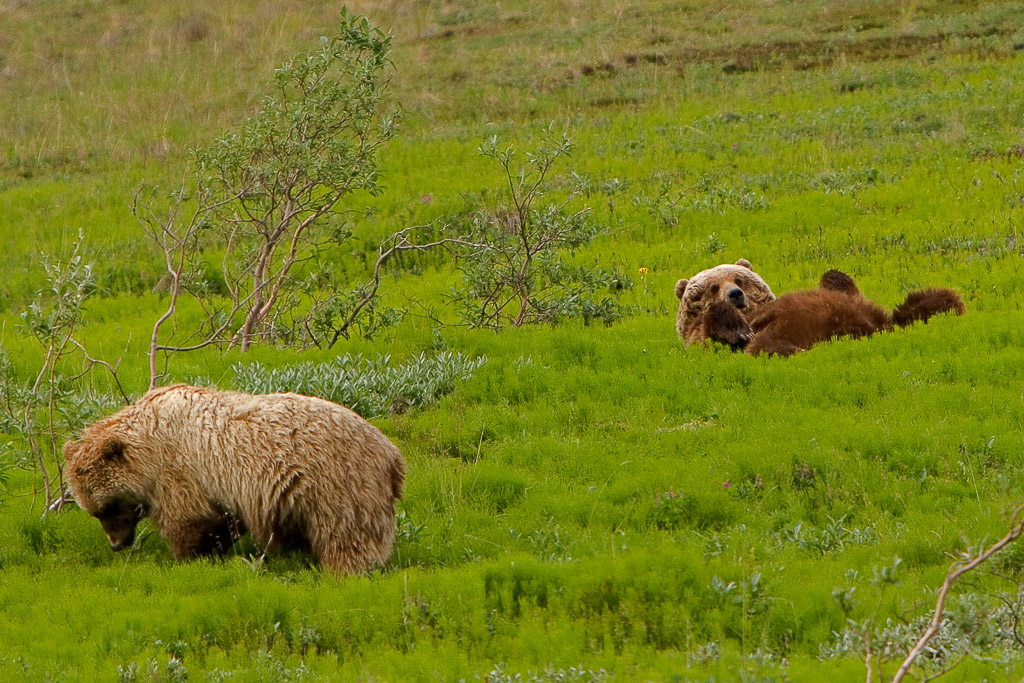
[674, 279, 689, 299]
[735, 259, 753, 270]
[100, 438, 127, 462]
[61, 440, 81, 461]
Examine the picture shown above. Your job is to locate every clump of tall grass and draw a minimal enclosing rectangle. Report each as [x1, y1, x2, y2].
[230, 352, 486, 417]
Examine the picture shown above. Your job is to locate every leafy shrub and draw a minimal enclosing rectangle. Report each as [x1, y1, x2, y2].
[0, 349, 121, 453]
[820, 592, 1015, 670]
[230, 352, 486, 417]
[486, 663, 609, 682]
[451, 127, 632, 329]
[0, 234, 126, 509]
[135, 11, 415, 361]
[782, 514, 877, 555]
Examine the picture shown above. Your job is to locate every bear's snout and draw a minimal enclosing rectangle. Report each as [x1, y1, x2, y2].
[98, 502, 143, 552]
[108, 530, 135, 551]
[728, 287, 746, 308]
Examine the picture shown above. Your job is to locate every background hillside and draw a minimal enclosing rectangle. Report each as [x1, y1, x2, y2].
[1, 1, 1024, 680]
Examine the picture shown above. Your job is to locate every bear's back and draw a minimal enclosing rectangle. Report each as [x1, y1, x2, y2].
[746, 289, 891, 355]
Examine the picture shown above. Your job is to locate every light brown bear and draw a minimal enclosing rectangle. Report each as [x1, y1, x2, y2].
[675, 259, 964, 356]
[674, 259, 777, 345]
[64, 384, 405, 574]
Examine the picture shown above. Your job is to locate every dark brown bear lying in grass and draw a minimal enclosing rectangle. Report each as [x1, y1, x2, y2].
[674, 259, 965, 357]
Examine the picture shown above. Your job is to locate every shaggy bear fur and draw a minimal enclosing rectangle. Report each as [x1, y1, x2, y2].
[675, 261, 965, 356]
[64, 384, 405, 574]
[674, 259, 777, 346]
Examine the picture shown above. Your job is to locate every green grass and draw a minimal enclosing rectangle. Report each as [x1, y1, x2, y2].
[3, 0, 1024, 680]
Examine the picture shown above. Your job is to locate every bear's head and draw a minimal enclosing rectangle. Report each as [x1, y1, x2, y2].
[674, 258, 775, 345]
[64, 428, 151, 552]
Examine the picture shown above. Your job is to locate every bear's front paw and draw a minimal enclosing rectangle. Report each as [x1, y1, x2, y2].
[704, 300, 754, 350]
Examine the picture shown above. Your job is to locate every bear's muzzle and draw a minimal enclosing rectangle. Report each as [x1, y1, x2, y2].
[728, 287, 746, 309]
[108, 529, 135, 551]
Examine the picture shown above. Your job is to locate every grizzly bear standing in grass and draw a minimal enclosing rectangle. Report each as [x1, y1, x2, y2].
[64, 384, 405, 574]
[675, 259, 964, 356]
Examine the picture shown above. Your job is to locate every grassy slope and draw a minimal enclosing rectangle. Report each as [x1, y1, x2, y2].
[2, 0, 1024, 680]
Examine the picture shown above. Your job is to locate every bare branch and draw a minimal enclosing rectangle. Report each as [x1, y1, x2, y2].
[67, 339, 130, 404]
[920, 651, 970, 683]
[892, 503, 1024, 682]
[326, 225, 487, 347]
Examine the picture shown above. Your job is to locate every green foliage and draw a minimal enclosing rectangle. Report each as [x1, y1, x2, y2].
[194, 11, 395, 207]
[486, 663, 609, 682]
[0, 455, 10, 507]
[452, 128, 632, 329]
[0, 234, 123, 508]
[303, 281, 400, 345]
[229, 351, 486, 417]
[3, 0, 1024, 680]
[18, 235, 96, 344]
[143, 10, 400, 354]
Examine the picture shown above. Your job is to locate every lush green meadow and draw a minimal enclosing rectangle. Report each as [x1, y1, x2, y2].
[2, 0, 1024, 680]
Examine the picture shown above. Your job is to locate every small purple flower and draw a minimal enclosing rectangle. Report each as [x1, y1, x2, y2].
[722, 480, 731, 490]
[420, 193, 433, 204]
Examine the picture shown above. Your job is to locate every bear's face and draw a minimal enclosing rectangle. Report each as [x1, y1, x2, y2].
[64, 435, 150, 552]
[674, 259, 775, 345]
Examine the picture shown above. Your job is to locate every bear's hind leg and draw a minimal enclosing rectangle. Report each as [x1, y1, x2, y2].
[306, 506, 394, 575]
[315, 542, 372, 575]
[819, 270, 860, 296]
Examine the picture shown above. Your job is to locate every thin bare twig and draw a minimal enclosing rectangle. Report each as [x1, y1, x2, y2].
[920, 651, 970, 682]
[326, 225, 487, 347]
[68, 339, 130, 404]
[133, 181, 247, 388]
[988, 572, 1024, 649]
[892, 503, 1024, 682]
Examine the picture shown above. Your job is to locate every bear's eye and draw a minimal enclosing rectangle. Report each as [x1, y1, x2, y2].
[98, 502, 121, 518]
[734, 277, 743, 286]
[709, 284, 720, 295]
